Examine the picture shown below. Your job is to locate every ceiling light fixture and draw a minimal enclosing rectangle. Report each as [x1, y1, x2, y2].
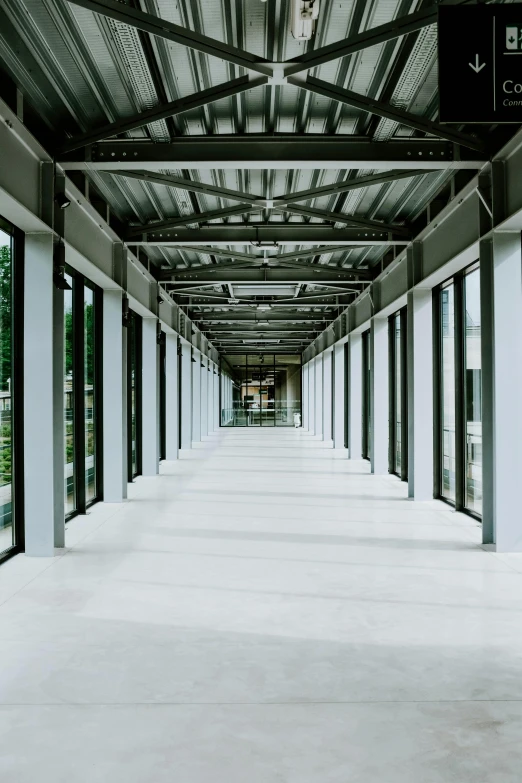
[291, 0, 320, 40]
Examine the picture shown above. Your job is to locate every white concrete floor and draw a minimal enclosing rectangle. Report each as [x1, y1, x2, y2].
[1, 427, 522, 781]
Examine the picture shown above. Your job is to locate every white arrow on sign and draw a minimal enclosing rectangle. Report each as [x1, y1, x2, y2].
[469, 54, 486, 74]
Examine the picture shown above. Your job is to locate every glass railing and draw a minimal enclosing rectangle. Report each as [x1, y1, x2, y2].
[221, 404, 301, 427]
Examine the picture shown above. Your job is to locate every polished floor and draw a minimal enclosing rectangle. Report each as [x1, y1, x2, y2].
[1, 428, 522, 781]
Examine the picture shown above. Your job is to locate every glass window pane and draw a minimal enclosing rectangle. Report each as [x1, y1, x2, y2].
[0, 229, 13, 553]
[84, 286, 96, 504]
[464, 268, 482, 514]
[441, 284, 456, 502]
[64, 275, 75, 515]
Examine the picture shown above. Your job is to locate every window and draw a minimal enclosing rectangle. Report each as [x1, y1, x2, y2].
[64, 267, 102, 518]
[127, 310, 142, 479]
[437, 264, 482, 517]
[440, 281, 456, 502]
[464, 266, 482, 514]
[0, 217, 22, 561]
[389, 309, 408, 480]
[362, 330, 371, 460]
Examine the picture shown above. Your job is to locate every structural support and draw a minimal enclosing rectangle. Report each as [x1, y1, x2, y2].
[323, 350, 333, 443]
[486, 233, 522, 550]
[103, 289, 127, 501]
[348, 333, 363, 460]
[314, 354, 324, 440]
[164, 334, 179, 461]
[180, 342, 192, 448]
[192, 349, 201, 443]
[52, 281, 65, 547]
[24, 234, 55, 555]
[370, 318, 389, 474]
[407, 289, 433, 500]
[141, 318, 159, 476]
[333, 343, 346, 449]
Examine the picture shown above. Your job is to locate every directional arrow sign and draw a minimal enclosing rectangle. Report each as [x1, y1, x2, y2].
[439, 5, 522, 123]
[469, 55, 486, 74]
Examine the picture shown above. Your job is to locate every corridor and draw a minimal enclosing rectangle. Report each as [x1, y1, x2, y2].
[1, 429, 522, 781]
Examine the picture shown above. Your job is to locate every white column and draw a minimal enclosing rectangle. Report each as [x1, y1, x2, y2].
[200, 356, 208, 437]
[370, 317, 389, 474]
[308, 358, 316, 435]
[348, 333, 363, 460]
[323, 349, 333, 442]
[487, 233, 522, 550]
[164, 334, 179, 460]
[192, 349, 201, 443]
[180, 342, 192, 449]
[407, 289, 433, 499]
[103, 289, 127, 501]
[141, 318, 159, 476]
[333, 343, 346, 449]
[24, 234, 55, 555]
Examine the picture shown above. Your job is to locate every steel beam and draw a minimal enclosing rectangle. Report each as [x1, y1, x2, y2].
[203, 324, 321, 333]
[127, 204, 258, 236]
[59, 77, 266, 153]
[192, 311, 333, 322]
[66, 0, 273, 76]
[165, 259, 370, 279]
[164, 268, 367, 283]
[59, 137, 484, 171]
[117, 171, 261, 204]
[130, 226, 406, 246]
[278, 170, 434, 204]
[283, 6, 438, 77]
[275, 203, 410, 235]
[290, 76, 486, 153]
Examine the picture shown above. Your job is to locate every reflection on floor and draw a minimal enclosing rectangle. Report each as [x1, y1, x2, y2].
[1, 428, 522, 781]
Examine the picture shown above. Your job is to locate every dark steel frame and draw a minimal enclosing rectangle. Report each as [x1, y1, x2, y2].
[0, 217, 24, 565]
[434, 263, 482, 521]
[65, 267, 103, 520]
[159, 329, 166, 462]
[388, 308, 408, 482]
[127, 310, 143, 481]
[361, 330, 371, 461]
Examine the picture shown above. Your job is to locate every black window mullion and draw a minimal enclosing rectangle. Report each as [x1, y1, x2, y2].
[344, 342, 349, 449]
[73, 276, 86, 514]
[94, 286, 103, 502]
[433, 288, 442, 499]
[400, 307, 409, 483]
[388, 316, 395, 474]
[454, 274, 466, 511]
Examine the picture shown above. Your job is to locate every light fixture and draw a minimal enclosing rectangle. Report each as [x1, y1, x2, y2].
[55, 192, 71, 210]
[290, 0, 320, 40]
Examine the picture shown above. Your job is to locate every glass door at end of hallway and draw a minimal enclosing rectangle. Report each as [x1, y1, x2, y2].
[220, 354, 301, 427]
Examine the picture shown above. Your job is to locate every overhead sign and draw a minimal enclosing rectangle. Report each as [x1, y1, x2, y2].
[439, 5, 522, 123]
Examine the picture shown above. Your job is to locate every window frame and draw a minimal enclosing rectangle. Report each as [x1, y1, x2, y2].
[361, 330, 371, 461]
[0, 216, 24, 565]
[435, 262, 482, 521]
[127, 309, 142, 481]
[64, 266, 103, 520]
[388, 308, 408, 481]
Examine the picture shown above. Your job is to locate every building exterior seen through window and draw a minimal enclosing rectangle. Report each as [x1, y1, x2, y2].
[0, 226, 14, 556]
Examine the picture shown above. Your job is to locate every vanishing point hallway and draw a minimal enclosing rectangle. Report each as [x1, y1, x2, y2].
[1, 429, 522, 781]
